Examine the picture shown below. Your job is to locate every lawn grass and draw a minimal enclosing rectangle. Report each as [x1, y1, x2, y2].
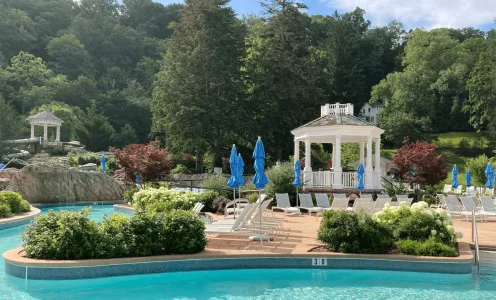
[430, 132, 488, 149]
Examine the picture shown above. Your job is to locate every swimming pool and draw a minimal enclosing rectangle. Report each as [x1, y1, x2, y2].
[1, 205, 496, 299]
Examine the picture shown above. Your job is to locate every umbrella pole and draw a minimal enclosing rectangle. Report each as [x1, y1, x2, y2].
[259, 189, 263, 248]
[296, 187, 299, 207]
[233, 189, 236, 219]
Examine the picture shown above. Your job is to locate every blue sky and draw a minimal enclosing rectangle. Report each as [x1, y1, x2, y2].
[156, 0, 496, 31]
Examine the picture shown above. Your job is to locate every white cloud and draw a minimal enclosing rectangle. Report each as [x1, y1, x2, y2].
[321, 0, 496, 29]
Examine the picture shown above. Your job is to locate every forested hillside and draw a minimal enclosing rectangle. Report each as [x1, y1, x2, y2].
[1, 0, 495, 164]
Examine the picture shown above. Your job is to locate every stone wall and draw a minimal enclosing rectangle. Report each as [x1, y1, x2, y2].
[3, 164, 126, 203]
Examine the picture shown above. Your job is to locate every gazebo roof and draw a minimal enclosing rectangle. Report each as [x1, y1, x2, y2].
[26, 110, 63, 125]
[294, 113, 373, 130]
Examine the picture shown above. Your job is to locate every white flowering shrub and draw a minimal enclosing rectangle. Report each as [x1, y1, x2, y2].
[373, 201, 461, 244]
[133, 188, 201, 214]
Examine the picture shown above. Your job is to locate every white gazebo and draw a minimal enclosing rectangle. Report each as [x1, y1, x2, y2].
[26, 110, 64, 147]
[291, 103, 384, 191]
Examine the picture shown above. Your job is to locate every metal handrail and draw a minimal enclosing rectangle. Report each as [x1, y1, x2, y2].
[472, 209, 480, 272]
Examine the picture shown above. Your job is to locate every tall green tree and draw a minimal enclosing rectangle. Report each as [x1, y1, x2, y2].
[152, 0, 246, 165]
[0, 97, 22, 159]
[46, 34, 93, 79]
[75, 104, 116, 151]
[243, 0, 322, 160]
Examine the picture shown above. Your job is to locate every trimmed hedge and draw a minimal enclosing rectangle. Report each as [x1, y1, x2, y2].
[396, 239, 457, 257]
[22, 207, 207, 260]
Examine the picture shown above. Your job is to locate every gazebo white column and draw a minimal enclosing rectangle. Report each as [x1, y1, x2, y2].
[30, 124, 35, 139]
[304, 138, 312, 187]
[334, 135, 342, 188]
[359, 142, 365, 164]
[374, 138, 382, 189]
[365, 135, 373, 189]
[43, 123, 48, 147]
[294, 140, 300, 161]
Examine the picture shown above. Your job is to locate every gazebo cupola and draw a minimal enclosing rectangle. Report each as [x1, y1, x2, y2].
[26, 110, 64, 147]
[291, 103, 384, 191]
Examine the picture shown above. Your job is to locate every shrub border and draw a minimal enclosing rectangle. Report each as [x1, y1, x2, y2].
[0, 207, 41, 230]
[3, 243, 473, 280]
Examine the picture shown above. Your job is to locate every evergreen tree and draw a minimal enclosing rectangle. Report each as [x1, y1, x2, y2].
[152, 0, 246, 166]
[75, 104, 116, 151]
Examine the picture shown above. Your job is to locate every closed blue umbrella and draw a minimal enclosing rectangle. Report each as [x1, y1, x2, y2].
[136, 172, 141, 184]
[236, 154, 245, 198]
[252, 137, 269, 189]
[227, 145, 238, 190]
[356, 163, 365, 192]
[451, 165, 458, 189]
[0, 163, 5, 171]
[101, 155, 107, 172]
[485, 163, 493, 189]
[466, 171, 472, 188]
[293, 160, 301, 206]
[253, 137, 269, 244]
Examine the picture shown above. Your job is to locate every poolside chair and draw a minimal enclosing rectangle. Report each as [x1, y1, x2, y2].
[463, 186, 476, 196]
[373, 196, 391, 212]
[395, 195, 413, 207]
[273, 193, 301, 215]
[479, 196, 496, 219]
[460, 196, 486, 221]
[224, 198, 250, 218]
[315, 193, 332, 210]
[443, 184, 452, 194]
[454, 185, 463, 195]
[485, 188, 494, 196]
[330, 194, 351, 211]
[353, 201, 375, 215]
[298, 194, 323, 215]
[192, 202, 205, 213]
[444, 196, 464, 214]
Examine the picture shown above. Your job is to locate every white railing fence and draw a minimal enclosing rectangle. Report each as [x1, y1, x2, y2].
[312, 171, 359, 188]
[320, 103, 354, 116]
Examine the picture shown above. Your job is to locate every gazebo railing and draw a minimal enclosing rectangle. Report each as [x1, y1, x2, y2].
[311, 171, 358, 188]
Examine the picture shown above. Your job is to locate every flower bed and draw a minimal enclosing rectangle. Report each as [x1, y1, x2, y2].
[317, 201, 462, 257]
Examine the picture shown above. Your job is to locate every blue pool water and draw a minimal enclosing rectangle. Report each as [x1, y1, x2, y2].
[1, 205, 496, 299]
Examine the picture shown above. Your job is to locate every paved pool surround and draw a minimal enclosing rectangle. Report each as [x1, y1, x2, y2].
[0, 207, 40, 230]
[3, 243, 474, 280]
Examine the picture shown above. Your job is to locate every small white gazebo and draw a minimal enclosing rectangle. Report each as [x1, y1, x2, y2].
[26, 110, 64, 147]
[291, 103, 384, 191]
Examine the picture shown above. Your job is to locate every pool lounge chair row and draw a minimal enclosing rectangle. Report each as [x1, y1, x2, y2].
[272, 193, 414, 216]
[438, 194, 496, 221]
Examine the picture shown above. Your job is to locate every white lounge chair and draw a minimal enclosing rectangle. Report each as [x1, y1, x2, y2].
[443, 184, 452, 194]
[315, 193, 332, 210]
[192, 202, 205, 213]
[298, 194, 323, 215]
[354, 201, 375, 214]
[395, 195, 413, 207]
[273, 193, 301, 215]
[460, 196, 486, 221]
[224, 198, 250, 218]
[330, 194, 351, 211]
[359, 194, 373, 201]
[479, 196, 496, 219]
[463, 186, 476, 196]
[373, 195, 391, 212]
[454, 185, 463, 195]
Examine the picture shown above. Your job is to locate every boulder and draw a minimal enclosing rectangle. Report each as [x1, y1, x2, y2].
[4, 164, 125, 203]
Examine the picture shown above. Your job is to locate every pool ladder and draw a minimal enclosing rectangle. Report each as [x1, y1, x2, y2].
[472, 210, 480, 272]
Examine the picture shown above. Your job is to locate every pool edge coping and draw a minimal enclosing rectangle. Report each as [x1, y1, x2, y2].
[0, 207, 40, 230]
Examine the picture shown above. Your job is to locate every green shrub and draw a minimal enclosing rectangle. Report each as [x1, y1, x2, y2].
[106, 157, 118, 171]
[195, 190, 219, 212]
[161, 210, 207, 254]
[265, 162, 296, 206]
[396, 239, 458, 257]
[49, 146, 68, 156]
[67, 155, 79, 167]
[124, 188, 140, 205]
[0, 203, 11, 218]
[22, 207, 101, 260]
[318, 210, 393, 254]
[247, 193, 259, 203]
[0, 191, 24, 214]
[144, 181, 169, 189]
[98, 213, 133, 258]
[133, 188, 200, 214]
[171, 164, 190, 174]
[20, 200, 31, 213]
[76, 152, 100, 165]
[22, 207, 208, 260]
[201, 175, 230, 197]
[373, 201, 456, 244]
